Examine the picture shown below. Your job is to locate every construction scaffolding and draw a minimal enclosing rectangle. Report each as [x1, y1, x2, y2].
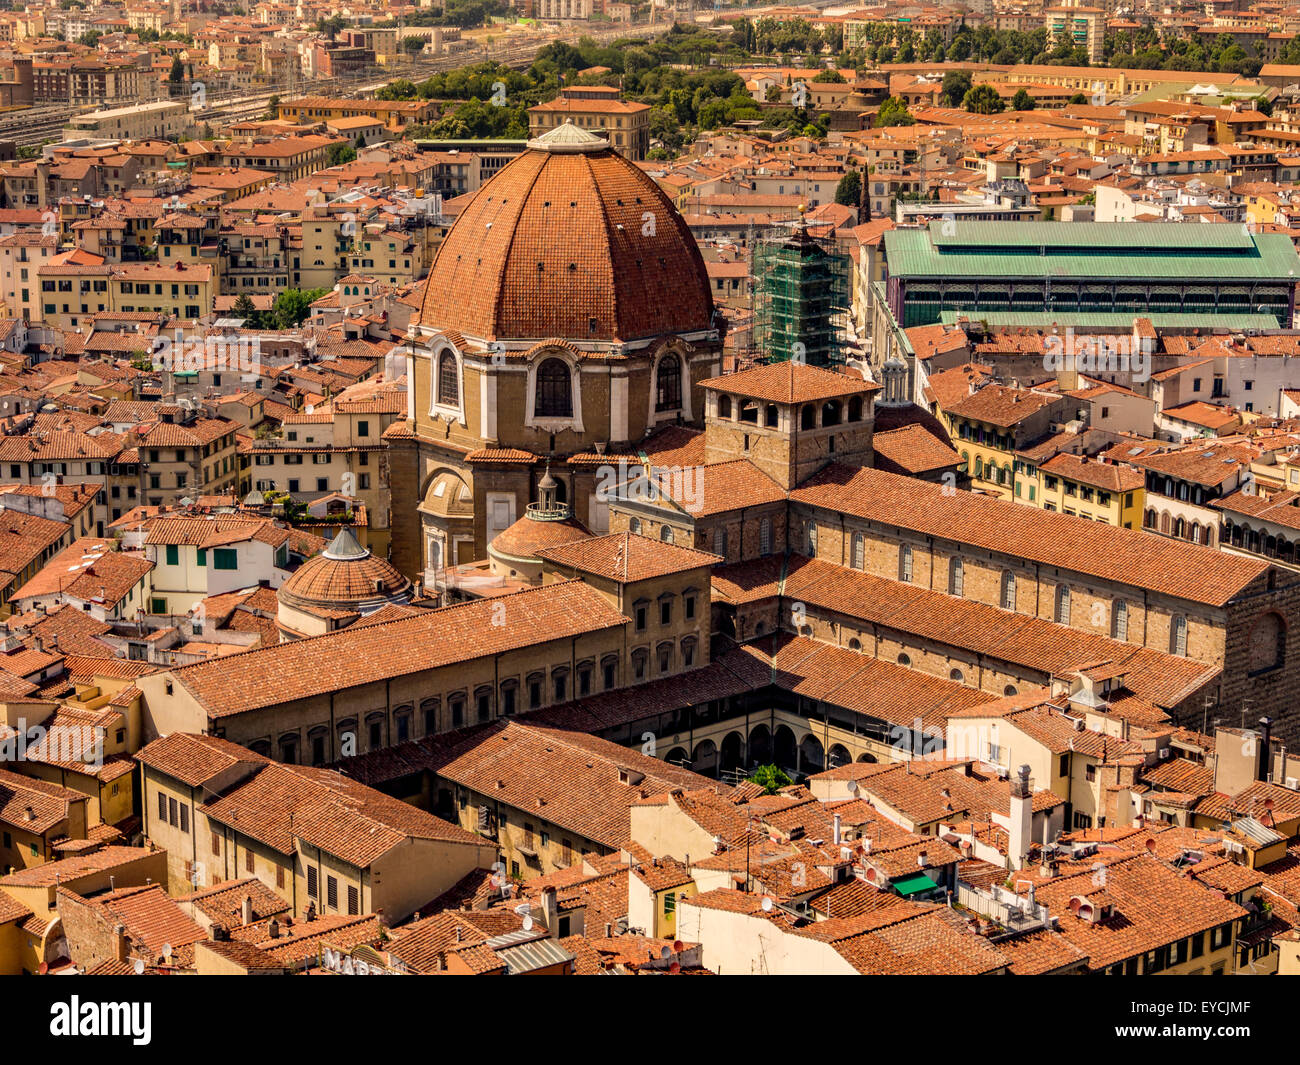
[750, 221, 851, 367]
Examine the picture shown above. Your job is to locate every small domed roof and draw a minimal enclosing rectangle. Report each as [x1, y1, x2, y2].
[489, 512, 590, 564]
[278, 528, 412, 611]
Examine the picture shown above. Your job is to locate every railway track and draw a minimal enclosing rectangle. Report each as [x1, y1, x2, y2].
[2, 25, 658, 148]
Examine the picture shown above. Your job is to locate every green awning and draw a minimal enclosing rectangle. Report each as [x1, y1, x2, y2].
[891, 873, 940, 897]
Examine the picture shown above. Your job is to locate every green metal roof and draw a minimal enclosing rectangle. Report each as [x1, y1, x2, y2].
[930, 221, 1253, 249]
[891, 872, 941, 897]
[884, 222, 1300, 281]
[937, 310, 1283, 329]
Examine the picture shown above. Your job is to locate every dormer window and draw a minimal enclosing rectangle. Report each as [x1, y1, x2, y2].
[655, 353, 682, 412]
[535, 358, 572, 417]
[437, 351, 458, 406]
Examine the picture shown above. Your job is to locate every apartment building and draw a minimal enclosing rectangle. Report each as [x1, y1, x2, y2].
[528, 87, 651, 161]
[135, 732, 497, 923]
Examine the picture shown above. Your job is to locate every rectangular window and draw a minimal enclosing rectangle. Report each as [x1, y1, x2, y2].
[212, 831, 221, 856]
[196, 549, 206, 567]
[168, 796, 179, 827]
[179, 804, 189, 834]
[213, 548, 238, 570]
[347, 885, 359, 915]
[245, 849, 255, 873]
[158, 791, 167, 823]
[165, 544, 179, 566]
[277, 865, 286, 889]
[327, 875, 338, 910]
[307, 866, 318, 899]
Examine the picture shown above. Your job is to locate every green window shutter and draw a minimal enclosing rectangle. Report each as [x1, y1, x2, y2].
[197, 548, 206, 567]
[213, 548, 238, 570]
[165, 545, 178, 566]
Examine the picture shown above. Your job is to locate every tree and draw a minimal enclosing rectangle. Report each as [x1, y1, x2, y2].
[835, 168, 861, 208]
[327, 142, 357, 166]
[962, 83, 1005, 114]
[315, 15, 346, 39]
[270, 288, 328, 329]
[168, 56, 184, 86]
[231, 293, 261, 328]
[1011, 88, 1036, 111]
[748, 765, 792, 795]
[402, 35, 424, 58]
[812, 67, 845, 82]
[875, 95, 915, 128]
[940, 70, 971, 107]
[1068, 91, 1089, 104]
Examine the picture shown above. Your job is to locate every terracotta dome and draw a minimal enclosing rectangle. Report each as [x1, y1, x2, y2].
[489, 511, 590, 565]
[278, 528, 413, 613]
[417, 122, 714, 343]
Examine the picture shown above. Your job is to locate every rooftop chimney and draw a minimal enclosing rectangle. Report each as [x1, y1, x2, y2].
[1009, 765, 1033, 871]
[1259, 716, 1274, 782]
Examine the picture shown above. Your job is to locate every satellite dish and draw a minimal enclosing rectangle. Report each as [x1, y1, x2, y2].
[760, 897, 773, 912]
[673, 940, 684, 953]
[132, 959, 145, 975]
[660, 945, 671, 960]
[521, 915, 533, 931]
[161, 943, 173, 961]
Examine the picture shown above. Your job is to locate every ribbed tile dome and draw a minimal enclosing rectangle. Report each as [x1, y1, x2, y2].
[278, 528, 412, 611]
[489, 511, 591, 563]
[417, 121, 715, 343]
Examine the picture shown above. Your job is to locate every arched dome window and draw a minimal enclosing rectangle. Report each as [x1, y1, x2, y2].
[655, 353, 682, 412]
[535, 358, 572, 417]
[437, 351, 459, 406]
